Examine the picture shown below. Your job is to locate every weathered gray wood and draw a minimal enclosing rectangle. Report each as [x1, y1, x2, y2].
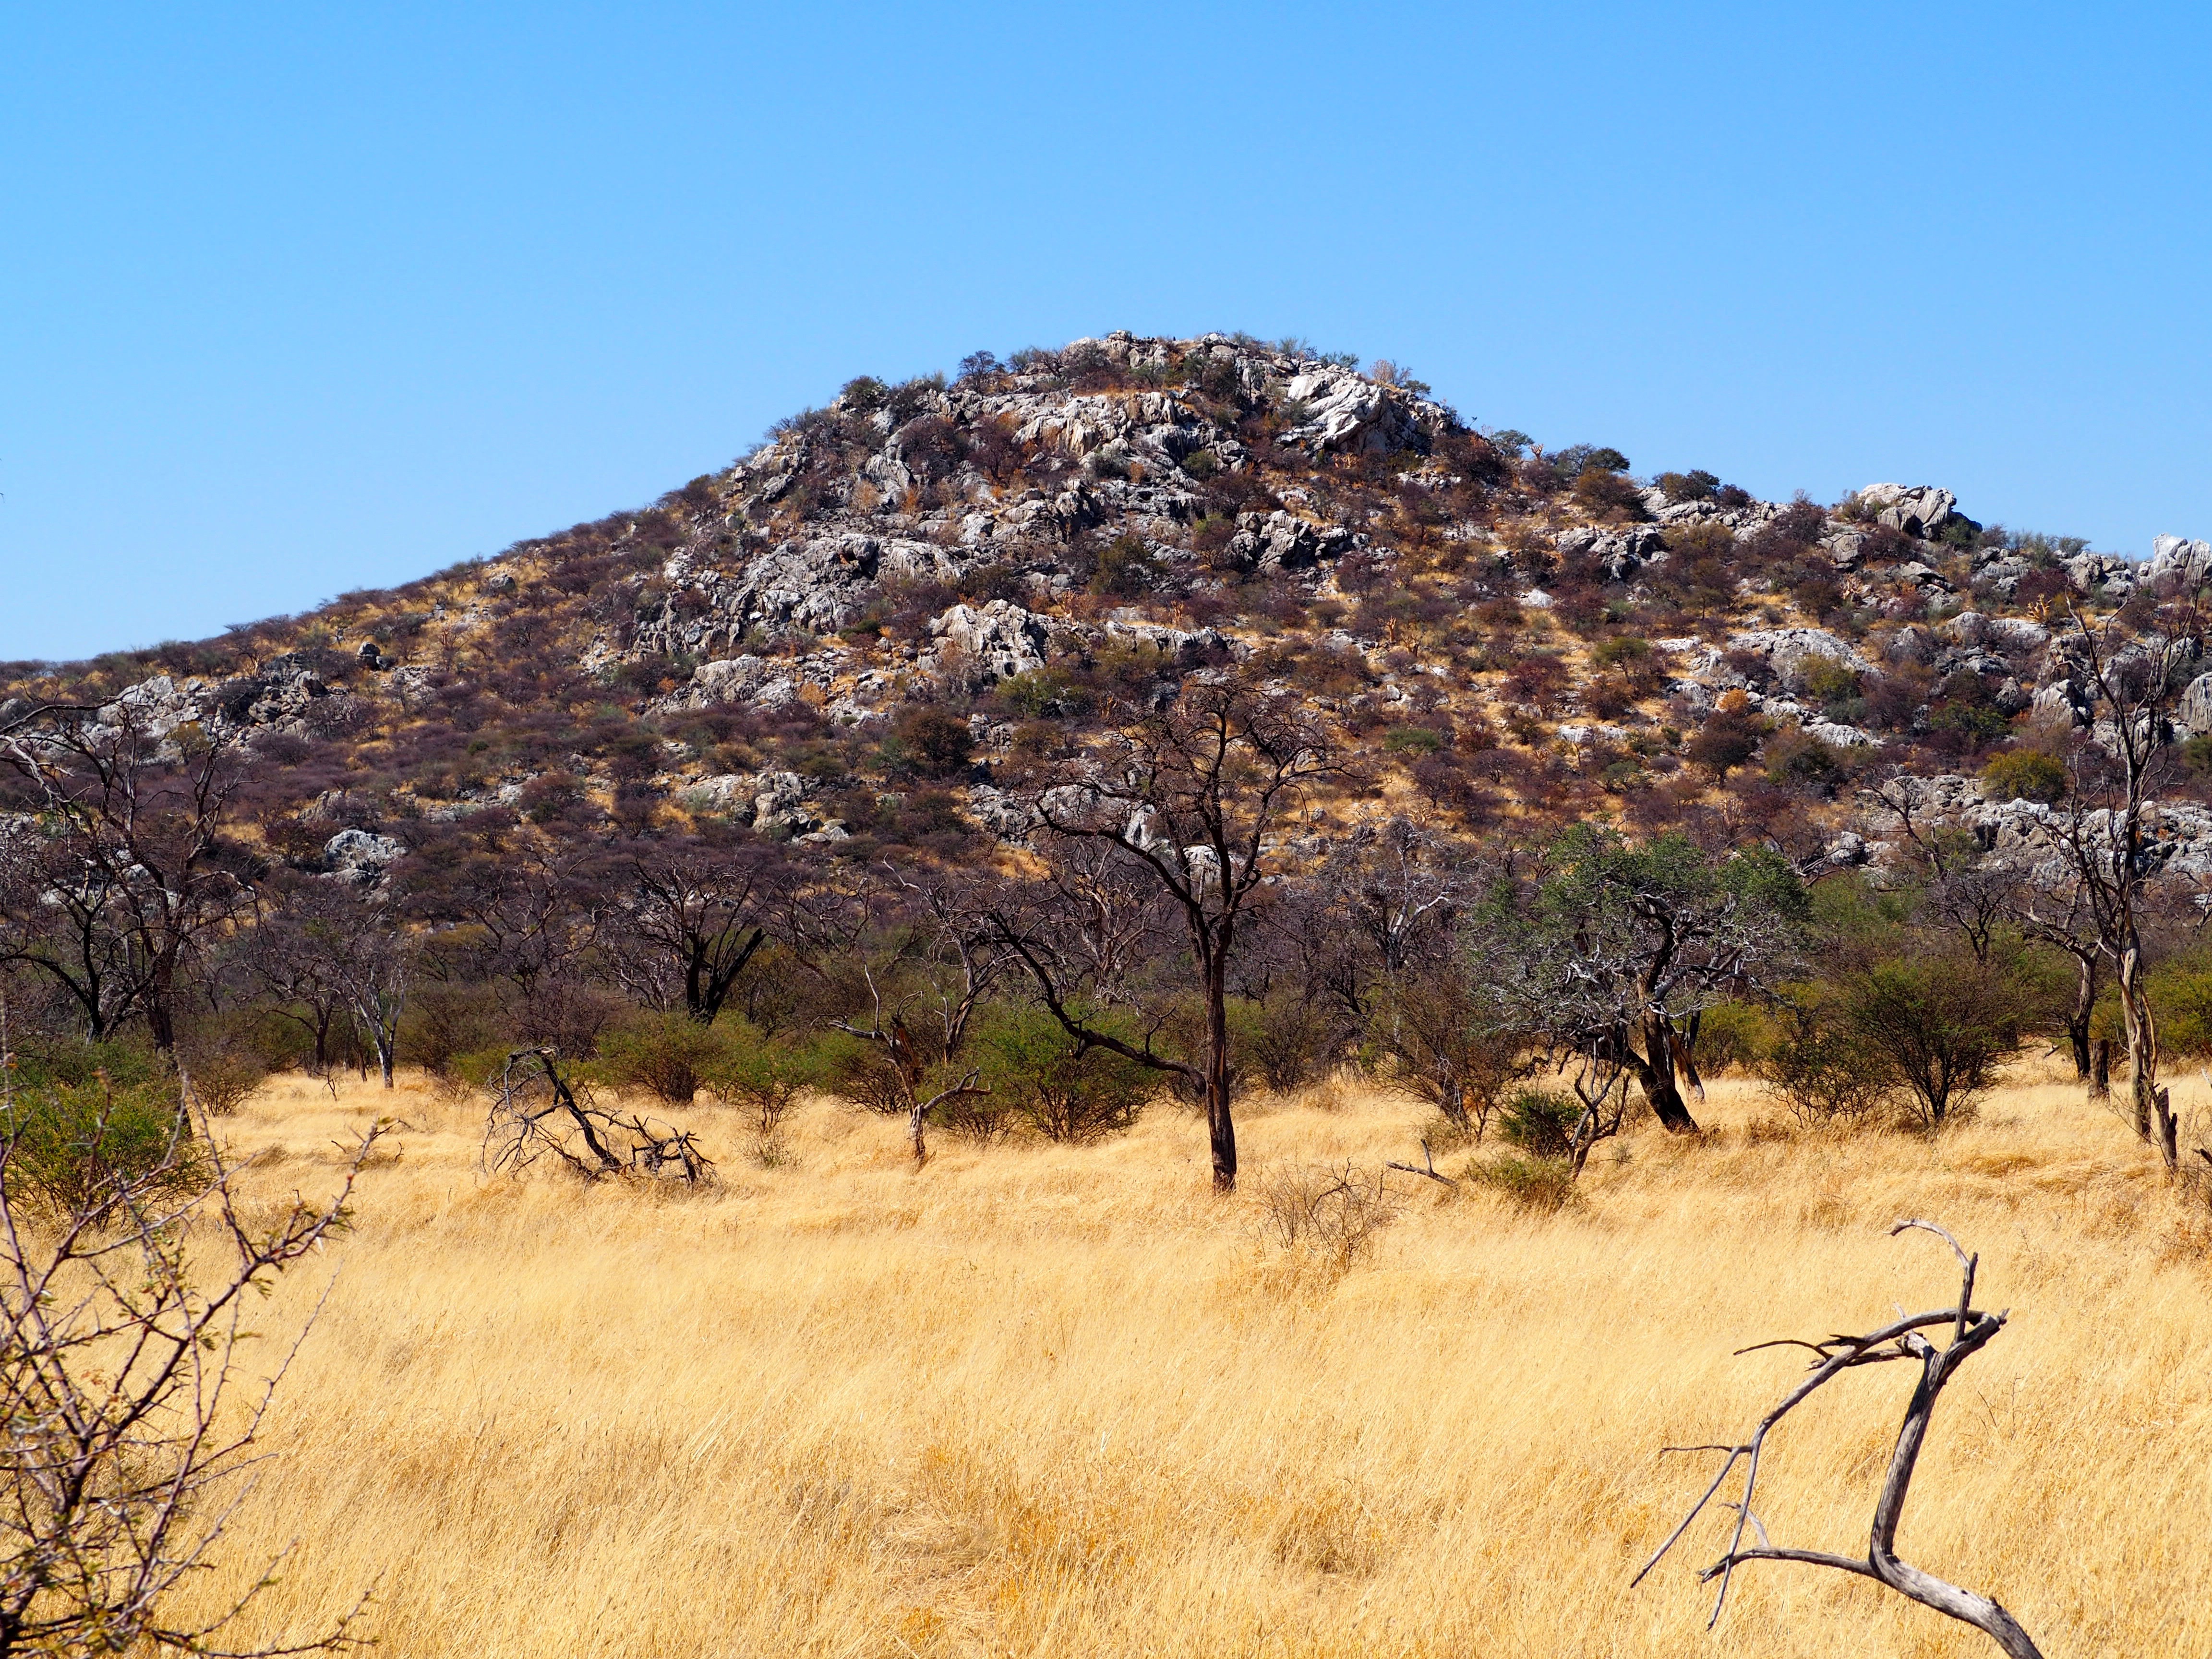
[1636, 1219, 2044, 1659]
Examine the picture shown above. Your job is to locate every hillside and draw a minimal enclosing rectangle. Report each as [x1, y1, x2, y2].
[10, 330, 2201, 876]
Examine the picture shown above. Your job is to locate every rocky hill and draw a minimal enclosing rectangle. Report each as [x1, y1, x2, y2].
[9, 330, 2212, 876]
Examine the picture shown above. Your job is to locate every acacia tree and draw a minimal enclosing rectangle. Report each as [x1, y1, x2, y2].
[996, 675, 1342, 1192]
[1475, 827, 1805, 1134]
[0, 705, 255, 1049]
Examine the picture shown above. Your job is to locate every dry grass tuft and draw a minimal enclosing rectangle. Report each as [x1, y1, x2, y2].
[164, 1062, 2212, 1657]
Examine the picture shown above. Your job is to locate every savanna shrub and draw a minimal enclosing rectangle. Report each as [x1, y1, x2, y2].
[976, 1005, 1153, 1142]
[1498, 1086, 1581, 1157]
[596, 1010, 732, 1105]
[702, 1022, 825, 1132]
[1467, 1153, 1578, 1212]
[1982, 748, 2067, 804]
[0, 1043, 200, 1221]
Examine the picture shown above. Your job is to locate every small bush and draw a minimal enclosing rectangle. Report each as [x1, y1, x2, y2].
[1498, 1086, 1581, 1157]
[701, 1023, 824, 1133]
[1, 1046, 200, 1222]
[596, 1011, 732, 1105]
[1467, 1153, 1578, 1212]
[1689, 1000, 1775, 1073]
[1759, 1021, 1893, 1125]
[976, 1005, 1153, 1143]
[1382, 725, 1444, 756]
[1255, 1163, 1397, 1273]
[1982, 748, 2067, 804]
[1657, 469, 1719, 504]
[1089, 534, 1160, 598]
[883, 705, 974, 778]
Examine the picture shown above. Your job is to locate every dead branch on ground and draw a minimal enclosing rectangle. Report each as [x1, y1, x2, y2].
[482, 1048, 713, 1184]
[1634, 1219, 2042, 1659]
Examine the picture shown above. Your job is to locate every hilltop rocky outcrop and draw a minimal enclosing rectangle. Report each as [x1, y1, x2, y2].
[8, 328, 2212, 881]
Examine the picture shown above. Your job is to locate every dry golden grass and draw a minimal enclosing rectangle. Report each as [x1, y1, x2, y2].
[170, 1065, 2212, 1657]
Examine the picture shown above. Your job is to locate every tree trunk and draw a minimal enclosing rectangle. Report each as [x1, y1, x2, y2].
[1637, 1013, 1701, 1134]
[2091, 1039, 2111, 1099]
[2067, 955, 2096, 1082]
[1205, 962, 1236, 1192]
[2116, 945, 2173, 1165]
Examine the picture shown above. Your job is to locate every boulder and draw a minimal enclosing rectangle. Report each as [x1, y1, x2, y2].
[1857, 483, 1959, 539]
[751, 772, 816, 839]
[1228, 510, 1352, 573]
[1278, 371, 1425, 455]
[324, 828, 407, 883]
[685, 656, 779, 706]
[1727, 627, 1874, 690]
[2150, 534, 2212, 588]
[2177, 672, 2212, 738]
[1557, 524, 1668, 580]
[928, 601, 1052, 684]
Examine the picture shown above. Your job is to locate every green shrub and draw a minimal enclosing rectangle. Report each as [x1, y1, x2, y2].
[1688, 1000, 1776, 1073]
[1, 1045, 200, 1221]
[881, 705, 974, 778]
[976, 1005, 1153, 1143]
[1498, 1086, 1581, 1158]
[1758, 1018, 1893, 1125]
[2150, 962, 2212, 1058]
[1382, 725, 1444, 756]
[595, 1011, 733, 1105]
[702, 1023, 827, 1132]
[1763, 727, 1845, 791]
[1981, 748, 2067, 804]
[1656, 469, 1719, 504]
[1798, 656, 1861, 705]
[1089, 534, 1160, 598]
[1467, 1153, 1578, 1212]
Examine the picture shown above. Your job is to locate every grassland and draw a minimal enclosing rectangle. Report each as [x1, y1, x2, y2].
[173, 1066, 2211, 1658]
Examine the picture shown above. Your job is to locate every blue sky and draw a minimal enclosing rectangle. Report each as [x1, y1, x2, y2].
[5, 2, 2210, 661]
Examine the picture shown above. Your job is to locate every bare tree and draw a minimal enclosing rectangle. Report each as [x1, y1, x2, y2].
[0, 706, 256, 1049]
[785, 867, 1000, 1166]
[0, 1053, 380, 1655]
[1636, 1221, 2041, 1659]
[603, 833, 781, 1023]
[245, 883, 416, 1088]
[1000, 675, 1343, 1191]
[2027, 608, 2201, 1166]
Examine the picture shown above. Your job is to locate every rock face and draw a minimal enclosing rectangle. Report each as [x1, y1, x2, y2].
[1557, 523, 1668, 580]
[1277, 369, 1446, 455]
[928, 601, 1054, 685]
[2150, 534, 2212, 587]
[324, 828, 406, 883]
[1869, 774, 2212, 885]
[1857, 483, 1959, 539]
[2176, 673, 2212, 738]
[1227, 510, 1354, 573]
[1727, 627, 1874, 688]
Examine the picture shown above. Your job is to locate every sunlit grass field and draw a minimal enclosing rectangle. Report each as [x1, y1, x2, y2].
[177, 1063, 2212, 1657]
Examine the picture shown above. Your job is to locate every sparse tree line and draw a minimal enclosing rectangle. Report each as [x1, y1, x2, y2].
[5, 646, 2210, 1216]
